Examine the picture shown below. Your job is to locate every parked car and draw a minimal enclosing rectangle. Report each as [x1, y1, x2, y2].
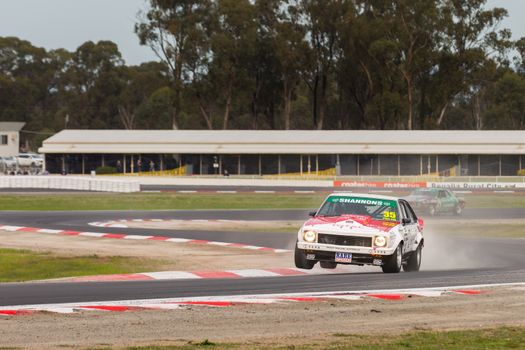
[295, 193, 424, 273]
[17, 153, 44, 168]
[404, 188, 466, 216]
[0, 156, 18, 173]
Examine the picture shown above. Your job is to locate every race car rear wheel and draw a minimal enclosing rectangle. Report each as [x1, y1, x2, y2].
[320, 261, 337, 269]
[403, 244, 422, 272]
[294, 242, 315, 270]
[382, 244, 403, 273]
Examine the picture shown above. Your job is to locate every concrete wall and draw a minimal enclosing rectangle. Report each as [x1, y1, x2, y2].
[0, 176, 140, 193]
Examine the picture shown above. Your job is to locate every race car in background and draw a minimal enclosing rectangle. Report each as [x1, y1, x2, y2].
[404, 188, 465, 216]
[295, 193, 424, 273]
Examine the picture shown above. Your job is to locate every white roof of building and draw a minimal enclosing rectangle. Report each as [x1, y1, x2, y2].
[0, 122, 25, 132]
[39, 130, 525, 155]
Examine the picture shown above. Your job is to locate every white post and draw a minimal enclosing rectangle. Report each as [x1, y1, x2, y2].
[238, 155, 241, 175]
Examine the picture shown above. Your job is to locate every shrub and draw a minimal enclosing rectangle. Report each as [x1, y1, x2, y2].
[518, 169, 525, 176]
[95, 166, 117, 175]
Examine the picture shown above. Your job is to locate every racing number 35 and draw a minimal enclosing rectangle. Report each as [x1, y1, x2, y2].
[383, 211, 397, 221]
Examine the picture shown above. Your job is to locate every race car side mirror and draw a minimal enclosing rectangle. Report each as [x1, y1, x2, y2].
[309, 211, 317, 217]
[402, 218, 411, 225]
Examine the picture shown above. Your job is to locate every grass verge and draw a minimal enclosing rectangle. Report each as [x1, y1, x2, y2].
[1, 193, 525, 211]
[0, 248, 167, 282]
[119, 326, 525, 349]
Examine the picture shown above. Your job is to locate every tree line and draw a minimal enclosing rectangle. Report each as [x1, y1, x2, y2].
[2, 0, 525, 150]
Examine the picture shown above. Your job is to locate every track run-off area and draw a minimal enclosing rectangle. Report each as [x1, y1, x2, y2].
[1, 206, 525, 309]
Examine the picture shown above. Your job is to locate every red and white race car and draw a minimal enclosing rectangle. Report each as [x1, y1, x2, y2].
[295, 193, 424, 273]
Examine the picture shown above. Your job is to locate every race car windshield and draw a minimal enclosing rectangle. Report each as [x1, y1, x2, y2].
[317, 196, 399, 222]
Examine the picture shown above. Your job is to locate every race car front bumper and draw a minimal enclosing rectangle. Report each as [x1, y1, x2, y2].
[297, 241, 395, 256]
[297, 241, 396, 266]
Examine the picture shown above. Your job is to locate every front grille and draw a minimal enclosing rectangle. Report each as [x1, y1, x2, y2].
[317, 234, 372, 247]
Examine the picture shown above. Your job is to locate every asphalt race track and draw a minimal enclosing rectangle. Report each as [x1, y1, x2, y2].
[1, 208, 524, 307]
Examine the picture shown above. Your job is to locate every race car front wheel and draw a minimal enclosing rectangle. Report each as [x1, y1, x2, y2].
[403, 244, 422, 272]
[294, 242, 315, 270]
[382, 244, 403, 273]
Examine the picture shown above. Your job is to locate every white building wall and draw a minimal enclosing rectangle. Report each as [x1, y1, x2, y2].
[0, 131, 20, 157]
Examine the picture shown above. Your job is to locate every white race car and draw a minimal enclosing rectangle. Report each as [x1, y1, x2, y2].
[295, 193, 424, 273]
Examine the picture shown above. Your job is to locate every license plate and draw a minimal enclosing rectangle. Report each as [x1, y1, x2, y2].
[335, 252, 352, 263]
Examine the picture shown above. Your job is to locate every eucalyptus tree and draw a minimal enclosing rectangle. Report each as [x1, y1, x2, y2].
[136, 0, 213, 129]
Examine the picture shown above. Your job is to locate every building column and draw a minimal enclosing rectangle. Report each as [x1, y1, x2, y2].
[278, 155, 281, 175]
[131, 155, 134, 174]
[499, 155, 502, 176]
[377, 155, 381, 176]
[82, 155, 85, 175]
[199, 155, 203, 175]
[316, 155, 319, 175]
[520, 155, 522, 171]
[478, 155, 481, 176]
[236, 155, 240, 175]
[397, 155, 401, 176]
[300, 155, 303, 176]
[357, 155, 360, 176]
[419, 155, 423, 176]
[258, 154, 262, 176]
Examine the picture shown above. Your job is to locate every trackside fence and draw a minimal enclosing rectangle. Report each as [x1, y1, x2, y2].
[0, 176, 140, 193]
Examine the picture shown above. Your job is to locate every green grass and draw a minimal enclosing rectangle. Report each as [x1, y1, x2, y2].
[1, 193, 525, 211]
[107, 326, 525, 349]
[0, 248, 168, 282]
[0, 193, 325, 211]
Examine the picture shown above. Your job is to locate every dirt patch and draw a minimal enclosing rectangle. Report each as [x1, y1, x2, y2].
[1, 287, 523, 349]
[0, 230, 292, 272]
[110, 219, 303, 232]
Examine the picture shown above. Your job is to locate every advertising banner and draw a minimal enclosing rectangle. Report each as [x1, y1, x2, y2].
[333, 181, 427, 189]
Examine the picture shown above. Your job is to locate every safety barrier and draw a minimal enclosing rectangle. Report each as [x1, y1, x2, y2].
[0, 176, 140, 193]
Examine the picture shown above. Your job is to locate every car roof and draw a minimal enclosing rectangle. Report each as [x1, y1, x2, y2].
[328, 192, 400, 201]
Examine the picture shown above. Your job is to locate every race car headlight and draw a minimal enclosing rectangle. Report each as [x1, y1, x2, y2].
[373, 236, 387, 247]
[303, 230, 317, 243]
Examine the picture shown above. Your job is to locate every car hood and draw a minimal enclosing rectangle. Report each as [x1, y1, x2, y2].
[304, 215, 396, 234]
[405, 195, 435, 202]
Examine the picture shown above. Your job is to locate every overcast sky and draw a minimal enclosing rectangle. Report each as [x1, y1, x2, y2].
[0, 0, 523, 66]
